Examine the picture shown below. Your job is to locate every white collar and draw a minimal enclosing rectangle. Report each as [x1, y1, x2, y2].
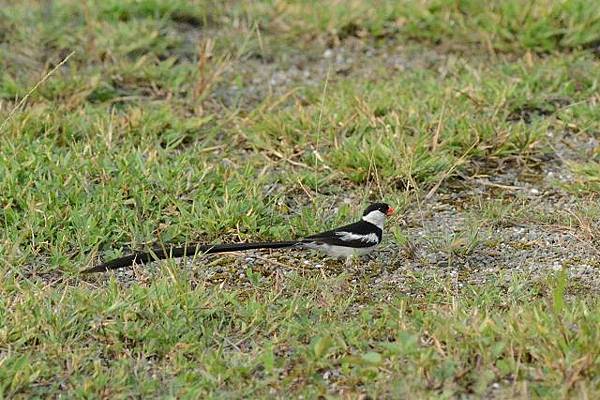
[362, 210, 385, 230]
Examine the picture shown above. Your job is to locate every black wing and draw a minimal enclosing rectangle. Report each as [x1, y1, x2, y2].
[302, 220, 382, 248]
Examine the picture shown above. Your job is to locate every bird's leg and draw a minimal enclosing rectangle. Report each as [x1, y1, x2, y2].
[345, 255, 359, 270]
[344, 256, 353, 268]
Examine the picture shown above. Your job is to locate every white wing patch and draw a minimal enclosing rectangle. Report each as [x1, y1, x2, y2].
[335, 231, 379, 244]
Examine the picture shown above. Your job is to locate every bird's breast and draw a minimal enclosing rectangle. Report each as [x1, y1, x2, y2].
[303, 242, 376, 258]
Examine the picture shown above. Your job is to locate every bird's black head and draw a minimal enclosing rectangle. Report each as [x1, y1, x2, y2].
[363, 202, 394, 217]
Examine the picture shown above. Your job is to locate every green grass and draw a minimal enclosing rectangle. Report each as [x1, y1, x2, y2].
[1, 0, 600, 397]
[2, 270, 598, 398]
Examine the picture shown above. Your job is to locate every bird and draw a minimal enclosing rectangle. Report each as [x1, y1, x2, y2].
[82, 202, 394, 273]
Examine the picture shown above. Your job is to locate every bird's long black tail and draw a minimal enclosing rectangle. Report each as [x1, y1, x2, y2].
[83, 241, 300, 273]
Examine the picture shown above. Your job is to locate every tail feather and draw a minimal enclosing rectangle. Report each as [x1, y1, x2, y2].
[83, 241, 300, 273]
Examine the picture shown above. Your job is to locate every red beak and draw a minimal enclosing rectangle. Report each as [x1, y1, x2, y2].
[386, 207, 395, 216]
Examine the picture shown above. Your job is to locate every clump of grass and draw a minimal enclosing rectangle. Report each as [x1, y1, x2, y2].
[237, 0, 600, 54]
[1, 270, 598, 398]
[562, 160, 600, 193]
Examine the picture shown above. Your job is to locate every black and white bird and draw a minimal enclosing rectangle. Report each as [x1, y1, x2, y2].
[83, 202, 394, 273]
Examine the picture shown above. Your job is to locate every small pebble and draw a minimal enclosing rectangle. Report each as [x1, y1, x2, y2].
[552, 262, 563, 271]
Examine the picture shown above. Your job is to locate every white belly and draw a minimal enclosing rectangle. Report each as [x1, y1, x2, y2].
[303, 243, 376, 258]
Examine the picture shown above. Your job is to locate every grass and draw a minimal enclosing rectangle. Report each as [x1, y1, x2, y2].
[1, 0, 600, 397]
[1, 271, 598, 398]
